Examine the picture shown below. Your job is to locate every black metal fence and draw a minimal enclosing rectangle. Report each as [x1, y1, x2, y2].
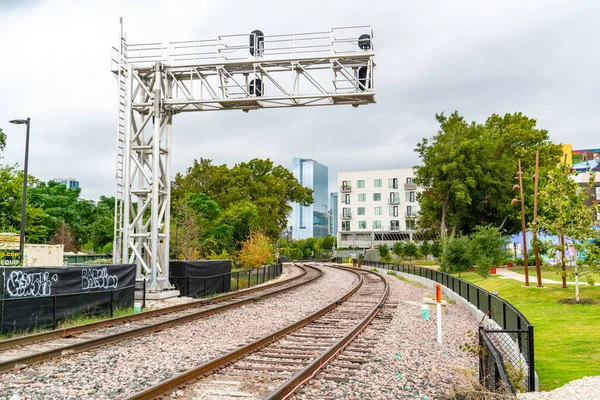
[172, 263, 283, 298]
[336, 258, 535, 393]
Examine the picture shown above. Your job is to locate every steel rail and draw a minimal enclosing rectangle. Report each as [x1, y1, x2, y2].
[0, 264, 322, 374]
[125, 264, 387, 400]
[268, 266, 389, 400]
[0, 264, 304, 352]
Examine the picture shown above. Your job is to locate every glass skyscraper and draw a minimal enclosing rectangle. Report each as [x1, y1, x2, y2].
[53, 178, 80, 191]
[329, 192, 338, 237]
[291, 158, 328, 239]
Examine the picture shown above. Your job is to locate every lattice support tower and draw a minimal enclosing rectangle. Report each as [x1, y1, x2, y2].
[111, 24, 376, 290]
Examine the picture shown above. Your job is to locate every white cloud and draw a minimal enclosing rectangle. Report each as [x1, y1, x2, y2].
[0, 0, 598, 200]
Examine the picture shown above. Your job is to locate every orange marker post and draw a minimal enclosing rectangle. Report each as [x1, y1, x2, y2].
[436, 283, 442, 344]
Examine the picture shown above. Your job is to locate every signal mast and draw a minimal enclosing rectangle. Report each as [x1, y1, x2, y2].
[111, 21, 376, 291]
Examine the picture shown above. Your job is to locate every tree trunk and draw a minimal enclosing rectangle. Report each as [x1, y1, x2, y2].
[560, 231, 567, 289]
[440, 200, 448, 239]
[440, 200, 448, 269]
[575, 263, 580, 303]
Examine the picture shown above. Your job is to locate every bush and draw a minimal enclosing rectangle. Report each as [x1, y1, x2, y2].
[236, 231, 275, 269]
[377, 244, 392, 263]
[468, 226, 510, 278]
[443, 236, 471, 277]
[512, 257, 524, 266]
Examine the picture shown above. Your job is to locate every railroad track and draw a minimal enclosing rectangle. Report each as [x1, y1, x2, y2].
[0, 263, 322, 373]
[126, 264, 389, 400]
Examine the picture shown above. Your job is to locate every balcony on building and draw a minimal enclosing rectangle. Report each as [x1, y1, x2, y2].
[404, 182, 417, 190]
[405, 212, 417, 219]
[340, 212, 352, 220]
[389, 225, 401, 231]
[388, 195, 400, 205]
[340, 184, 352, 193]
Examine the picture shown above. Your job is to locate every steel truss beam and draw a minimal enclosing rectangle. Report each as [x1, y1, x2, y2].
[113, 26, 375, 290]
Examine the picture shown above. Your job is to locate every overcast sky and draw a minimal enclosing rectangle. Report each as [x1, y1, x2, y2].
[0, 0, 598, 201]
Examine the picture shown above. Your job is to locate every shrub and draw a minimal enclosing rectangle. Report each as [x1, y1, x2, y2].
[377, 244, 392, 263]
[236, 231, 275, 269]
[443, 235, 471, 277]
[468, 226, 510, 278]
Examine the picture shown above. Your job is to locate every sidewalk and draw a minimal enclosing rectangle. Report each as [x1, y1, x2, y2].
[494, 267, 588, 285]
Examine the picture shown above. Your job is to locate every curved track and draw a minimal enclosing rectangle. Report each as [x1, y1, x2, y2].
[0, 264, 321, 373]
[126, 264, 389, 400]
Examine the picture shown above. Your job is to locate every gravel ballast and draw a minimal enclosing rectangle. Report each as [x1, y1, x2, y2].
[293, 270, 480, 399]
[518, 376, 600, 400]
[0, 265, 357, 399]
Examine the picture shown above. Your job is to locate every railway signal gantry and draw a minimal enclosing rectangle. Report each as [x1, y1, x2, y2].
[111, 22, 376, 290]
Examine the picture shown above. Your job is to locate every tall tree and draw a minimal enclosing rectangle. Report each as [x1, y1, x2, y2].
[414, 112, 562, 237]
[173, 158, 313, 242]
[0, 165, 51, 242]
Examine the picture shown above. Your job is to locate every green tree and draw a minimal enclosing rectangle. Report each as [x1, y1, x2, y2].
[430, 239, 443, 260]
[414, 112, 562, 238]
[404, 242, 420, 264]
[392, 241, 405, 259]
[173, 158, 313, 242]
[468, 225, 510, 278]
[419, 242, 431, 260]
[377, 244, 391, 262]
[538, 164, 600, 301]
[443, 235, 471, 277]
[28, 180, 84, 245]
[317, 235, 336, 253]
[87, 196, 115, 252]
[0, 165, 51, 243]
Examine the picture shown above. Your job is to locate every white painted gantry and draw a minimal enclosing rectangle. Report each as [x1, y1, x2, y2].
[111, 24, 376, 290]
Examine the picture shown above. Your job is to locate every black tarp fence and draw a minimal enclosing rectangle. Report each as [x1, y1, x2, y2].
[1, 264, 136, 334]
[170, 260, 283, 298]
[170, 260, 232, 298]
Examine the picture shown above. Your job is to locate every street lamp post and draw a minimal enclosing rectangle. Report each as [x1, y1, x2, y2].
[9, 117, 31, 265]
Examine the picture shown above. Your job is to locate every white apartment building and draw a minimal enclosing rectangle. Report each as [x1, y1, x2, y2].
[337, 168, 421, 249]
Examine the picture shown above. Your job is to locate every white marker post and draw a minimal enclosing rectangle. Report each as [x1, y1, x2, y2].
[436, 283, 442, 344]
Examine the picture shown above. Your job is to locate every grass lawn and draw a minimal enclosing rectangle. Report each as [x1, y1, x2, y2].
[455, 272, 600, 391]
[505, 266, 600, 283]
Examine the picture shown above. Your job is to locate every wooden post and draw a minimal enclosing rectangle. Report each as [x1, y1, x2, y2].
[518, 160, 530, 286]
[532, 151, 543, 287]
[560, 231, 567, 288]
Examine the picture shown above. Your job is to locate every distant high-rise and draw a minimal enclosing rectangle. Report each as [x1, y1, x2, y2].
[290, 158, 328, 239]
[53, 178, 80, 191]
[329, 192, 338, 237]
